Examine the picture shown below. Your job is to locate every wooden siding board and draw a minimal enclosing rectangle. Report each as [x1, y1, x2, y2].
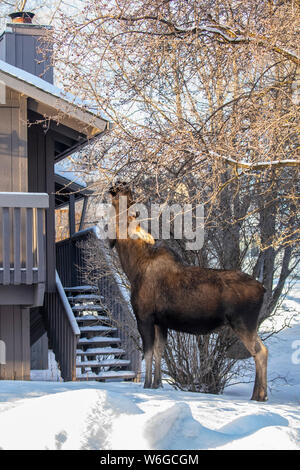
[0, 306, 30, 380]
[15, 34, 22, 70]
[26, 208, 33, 284]
[6, 32, 16, 67]
[2, 207, 10, 285]
[37, 208, 45, 283]
[13, 306, 22, 380]
[0, 35, 6, 61]
[21, 308, 30, 380]
[0, 193, 48, 208]
[18, 95, 28, 192]
[28, 122, 55, 291]
[5, 29, 53, 84]
[24, 36, 35, 76]
[0, 107, 12, 191]
[27, 121, 38, 192]
[30, 333, 48, 370]
[13, 207, 21, 284]
[11, 106, 20, 192]
[45, 134, 56, 291]
[0, 306, 13, 379]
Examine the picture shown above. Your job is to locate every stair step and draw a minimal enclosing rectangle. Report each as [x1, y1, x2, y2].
[62, 286, 134, 383]
[75, 315, 109, 323]
[76, 370, 136, 381]
[64, 285, 98, 293]
[76, 359, 130, 368]
[76, 347, 126, 356]
[79, 325, 117, 334]
[78, 336, 121, 345]
[68, 294, 103, 303]
[72, 305, 105, 312]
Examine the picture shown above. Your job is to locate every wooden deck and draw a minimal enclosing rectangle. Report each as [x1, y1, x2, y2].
[0, 192, 48, 287]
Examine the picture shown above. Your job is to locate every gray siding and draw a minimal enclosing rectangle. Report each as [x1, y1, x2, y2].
[0, 89, 27, 267]
[0, 25, 53, 83]
[0, 88, 27, 192]
[0, 306, 30, 380]
[28, 119, 56, 291]
[31, 333, 48, 370]
[0, 34, 5, 61]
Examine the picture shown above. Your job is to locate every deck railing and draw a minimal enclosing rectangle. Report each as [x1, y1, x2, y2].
[43, 271, 80, 381]
[56, 227, 141, 378]
[0, 192, 49, 285]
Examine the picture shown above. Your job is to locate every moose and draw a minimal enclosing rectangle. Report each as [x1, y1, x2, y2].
[108, 182, 268, 401]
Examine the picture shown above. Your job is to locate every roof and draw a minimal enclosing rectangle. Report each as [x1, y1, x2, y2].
[0, 59, 111, 138]
[55, 165, 87, 188]
[54, 172, 91, 208]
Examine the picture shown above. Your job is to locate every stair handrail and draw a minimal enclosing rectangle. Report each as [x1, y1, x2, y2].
[55, 270, 80, 336]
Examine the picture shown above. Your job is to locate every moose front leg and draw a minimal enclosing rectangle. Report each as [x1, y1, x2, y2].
[153, 325, 168, 389]
[137, 318, 155, 388]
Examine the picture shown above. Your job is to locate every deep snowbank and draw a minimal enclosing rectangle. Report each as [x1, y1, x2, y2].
[0, 282, 299, 450]
[0, 379, 299, 450]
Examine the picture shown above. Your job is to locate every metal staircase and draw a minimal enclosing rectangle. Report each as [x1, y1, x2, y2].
[64, 285, 136, 382]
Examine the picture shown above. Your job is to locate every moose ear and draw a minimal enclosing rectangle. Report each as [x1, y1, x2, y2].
[109, 181, 130, 197]
[109, 186, 117, 196]
[108, 238, 116, 249]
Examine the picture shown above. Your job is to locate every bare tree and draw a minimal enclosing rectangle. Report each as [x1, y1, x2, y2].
[0, 0, 76, 28]
[48, 0, 299, 393]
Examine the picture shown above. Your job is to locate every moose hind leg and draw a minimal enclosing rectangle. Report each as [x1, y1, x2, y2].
[152, 325, 168, 389]
[233, 329, 268, 402]
[138, 319, 155, 389]
[252, 336, 268, 402]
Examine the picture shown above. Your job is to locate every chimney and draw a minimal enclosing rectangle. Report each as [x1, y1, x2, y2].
[0, 12, 53, 84]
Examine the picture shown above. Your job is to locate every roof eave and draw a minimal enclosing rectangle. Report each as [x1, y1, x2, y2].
[0, 64, 110, 138]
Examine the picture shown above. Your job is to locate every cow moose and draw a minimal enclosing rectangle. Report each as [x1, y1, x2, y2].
[108, 182, 268, 401]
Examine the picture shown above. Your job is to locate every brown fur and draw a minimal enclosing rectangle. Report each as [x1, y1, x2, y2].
[109, 184, 268, 401]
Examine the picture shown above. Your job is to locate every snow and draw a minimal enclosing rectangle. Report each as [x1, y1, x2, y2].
[78, 336, 121, 344]
[208, 150, 300, 168]
[0, 59, 109, 123]
[76, 314, 107, 321]
[77, 347, 125, 355]
[71, 294, 103, 301]
[30, 350, 62, 382]
[79, 326, 117, 332]
[56, 271, 80, 336]
[0, 282, 299, 450]
[72, 305, 105, 312]
[64, 285, 98, 292]
[0, 378, 299, 450]
[55, 160, 88, 188]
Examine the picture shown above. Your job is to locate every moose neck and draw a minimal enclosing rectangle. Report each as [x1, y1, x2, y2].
[115, 238, 151, 286]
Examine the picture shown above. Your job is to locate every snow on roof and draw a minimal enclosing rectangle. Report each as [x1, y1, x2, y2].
[55, 166, 87, 188]
[0, 59, 110, 126]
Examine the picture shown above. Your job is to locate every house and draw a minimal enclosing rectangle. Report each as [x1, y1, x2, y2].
[0, 12, 140, 382]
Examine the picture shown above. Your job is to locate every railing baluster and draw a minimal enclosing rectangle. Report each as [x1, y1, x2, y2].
[2, 207, 10, 285]
[26, 208, 33, 285]
[37, 208, 45, 283]
[0, 194, 49, 290]
[13, 207, 21, 285]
